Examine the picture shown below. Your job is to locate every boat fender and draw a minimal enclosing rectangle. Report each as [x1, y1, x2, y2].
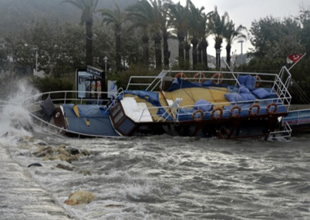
[211, 107, 223, 119]
[249, 103, 260, 116]
[175, 72, 187, 79]
[192, 109, 204, 121]
[194, 72, 206, 83]
[266, 103, 278, 115]
[211, 73, 224, 85]
[230, 105, 241, 118]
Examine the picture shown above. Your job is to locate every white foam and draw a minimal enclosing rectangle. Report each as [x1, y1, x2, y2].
[0, 80, 38, 146]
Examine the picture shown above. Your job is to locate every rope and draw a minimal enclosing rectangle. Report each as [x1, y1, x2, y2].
[290, 78, 310, 104]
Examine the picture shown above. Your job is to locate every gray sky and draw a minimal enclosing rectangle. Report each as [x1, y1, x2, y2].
[176, 0, 308, 55]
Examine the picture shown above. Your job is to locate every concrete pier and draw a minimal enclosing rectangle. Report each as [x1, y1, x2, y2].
[0, 144, 72, 220]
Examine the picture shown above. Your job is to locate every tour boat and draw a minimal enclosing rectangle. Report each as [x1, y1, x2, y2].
[26, 65, 301, 141]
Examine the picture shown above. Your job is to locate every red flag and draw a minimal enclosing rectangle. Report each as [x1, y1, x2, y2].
[287, 54, 303, 64]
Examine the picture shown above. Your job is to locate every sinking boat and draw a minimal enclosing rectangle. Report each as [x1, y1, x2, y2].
[25, 64, 302, 141]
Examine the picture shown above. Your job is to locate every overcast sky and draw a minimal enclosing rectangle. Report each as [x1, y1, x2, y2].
[176, 0, 308, 55]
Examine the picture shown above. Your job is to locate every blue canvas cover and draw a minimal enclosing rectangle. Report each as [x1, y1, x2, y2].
[167, 78, 202, 91]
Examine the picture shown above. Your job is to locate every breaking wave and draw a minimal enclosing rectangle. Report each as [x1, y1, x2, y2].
[0, 79, 38, 146]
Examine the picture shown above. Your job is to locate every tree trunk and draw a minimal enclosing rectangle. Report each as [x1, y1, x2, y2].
[154, 32, 162, 69]
[86, 21, 93, 66]
[185, 42, 190, 69]
[201, 39, 208, 70]
[191, 38, 199, 70]
[163, 32, 170, 68]
[215, 37, 223, 69]
[198, 42, 202, 64]
[115, 26, 122, 71]
[178, 33, 185, 69]
[226, 44, 231, 68]
[142, 34, 149, 66]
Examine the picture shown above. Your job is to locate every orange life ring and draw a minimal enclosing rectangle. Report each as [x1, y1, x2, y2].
[211, 107, 223, 119]
[266, 103, 278, 115]
[194, 72, 206, 83]
[255, 75, 262, 88]
[230, 105, 241, 118]
[248, 103, 260, 116]
[175, 72, 187, 79]
[211, 73, 224, 85]
[192, 109, 204, 121]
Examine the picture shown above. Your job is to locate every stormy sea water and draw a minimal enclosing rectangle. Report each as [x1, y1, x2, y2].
[1, 82, 310, 220]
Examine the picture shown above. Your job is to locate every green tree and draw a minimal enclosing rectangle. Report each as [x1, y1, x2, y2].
[250, 16, 304, 61]
[100, 4, 127, 71]
[188, 1, 207, 70]
[168, 2, 188, 68]
[299, 8, 310, 56]
[207, 7, 229, 69]
[126, 8, 151, 67]
[63, 0, 99, 66]
[223, 20, 247, 68]
[127, 0, 167, 69]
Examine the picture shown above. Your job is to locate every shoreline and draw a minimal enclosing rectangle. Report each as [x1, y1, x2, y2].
[0, 143, 72, 220]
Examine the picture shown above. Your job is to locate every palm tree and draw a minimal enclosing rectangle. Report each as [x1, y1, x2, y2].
[63, 0, 98, 66]
[188, 1, 206, 69]
[207, 7, 229, 69]
[126, 7, 150, 66]
[161, 2, 172, 68]
[127, 0, 166, 69]
[223, 20, 247, 67]
[100, 4, 127, 71]
[168, 2, 188, 68]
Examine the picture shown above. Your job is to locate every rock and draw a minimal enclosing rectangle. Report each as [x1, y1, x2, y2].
[67, 147, 80, 155]
[34, 145, 90, 163]
[56, 164, 74, 171]
[64, 190, 95, 205]
[33, 146, 53, 157]
[81, 149, 90, 156]
[105, 204, 125, 208]
[27, 163, 43, 168]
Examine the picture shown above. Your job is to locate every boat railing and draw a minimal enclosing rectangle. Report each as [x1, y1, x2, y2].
[268, 121, 292, 141]
[130, 94, 289, 123]
[28, 110, 120, 138]
[105, 87, 124, 112]
[23, 90, 121, 111]
[126, 75, 159, 91]
[125, 69, 282, 92]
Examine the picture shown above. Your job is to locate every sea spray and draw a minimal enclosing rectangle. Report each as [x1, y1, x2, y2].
[0, 79, 38, 145]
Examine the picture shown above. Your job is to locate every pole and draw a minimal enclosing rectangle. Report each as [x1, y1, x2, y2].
[238, 40, 244, 64]
[103, 56, 108, 99]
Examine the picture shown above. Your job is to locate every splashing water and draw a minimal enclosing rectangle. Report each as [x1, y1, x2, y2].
[0, 79, 38, 146]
